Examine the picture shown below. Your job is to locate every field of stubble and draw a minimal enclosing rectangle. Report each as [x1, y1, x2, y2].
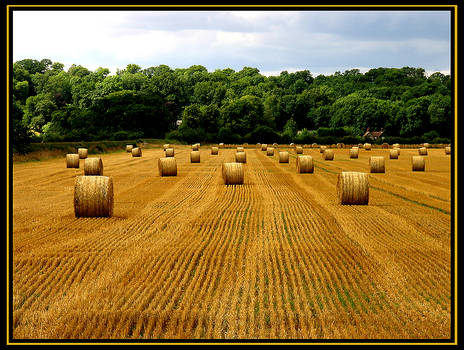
[11, 145, 452, 340]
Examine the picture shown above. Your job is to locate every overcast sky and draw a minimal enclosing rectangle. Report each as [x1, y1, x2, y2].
[12, 10, 451, 76]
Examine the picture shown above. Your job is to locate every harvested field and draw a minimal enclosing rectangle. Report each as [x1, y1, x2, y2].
[11, 146, 452, 340]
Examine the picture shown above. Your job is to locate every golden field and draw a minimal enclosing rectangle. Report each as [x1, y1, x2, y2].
[11, 145, 452, 340]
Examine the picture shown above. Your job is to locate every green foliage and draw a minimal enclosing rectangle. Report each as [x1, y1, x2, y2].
[11, 59, 452, 154]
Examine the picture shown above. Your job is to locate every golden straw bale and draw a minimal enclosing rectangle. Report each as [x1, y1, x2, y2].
[412, 156, 425, 171]
[74, 175, 113, 217]
[296, 155, 314, 173]
[323, 149, 334, 160]
[381, 143, 389, 149]
[267, 147, 274, 156]
[393, 143, 400, 148]
[84, 157, 103, 175]
[261, 144, 268, 151]
[222, 162, 244, 184]
[165, 148, 175, 157]
[319, 145, 327, 154]
[190, 151, 200, 163]
[337, 171, 369, 205]
[237, 146, 245, 152]
[422, 143, 430, 148]
[78, 148, 88, 159]
[211, 147, 219, 155]
[192, 144, 199, 151]
[235, 151, 247, 163]
[295, 146, 303, 154]
[158, 157, 177, 176]
[163, 144, 170, 151]
[273, 143, 278, 147]
[126, 145, 133, 152]
[363, 143, 371, 151]
[132, 147, 142, 157]
[393, 147, 401, 155]
[369, 156, 385, 173]
[445, 146, 451, 155]
[66, 154, 80, 168]
[418, 147, 428, 155]
[290, 143, 295, 148]
[219, 142, 224, 148]
[389, 149, 399, 159]
[312, 143, 318, 148]
[337, 143, 345, 149]
[279, 151, 289, 163]
[349, 148, 359, 159]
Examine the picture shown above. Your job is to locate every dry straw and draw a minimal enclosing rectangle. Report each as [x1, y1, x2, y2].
[369, 156, 385, 173]
[78, 148, 88, 159]
[337, 171, 369, 205]
[74, 175, 113, 217]
[337, 143, 345, 149]
[363, 143, 372, 151]
[279, 151, 289, 163]
[272, 143, 278, 147]
[163, 143, 170, 151]
[261, 143, 268, 151]
[66, 154, 80, 168]
[296, 155, 314, 173]
[190, 151, 200, 163]
[412, 156, 425, 171]
[295, 146, 303, 154]
[323, 149, 334, 160]
[267, 147, 274, 156]
[312, 143, 318, 148]
[192, 144, 199, 151]
[381, 143, 389, 149]
[235, 151, 247, 163]
[393, 143, 400, 148]
[422, 142, 430, 148]
[393, 147, 401, 155]
[445, 146, 451, 155]
[84, 157, 103, 175]
[418, 147, 428, 155]
[132, 147, 142, 157]
[237, 146, 245, 152]
[126, 145, 133, 153]
[211, 146, 219, 155]
[165, 148, 175, 157]
[219, 142, 224, 148]
[290, 142, 295, 147]
[158, 157, 177, 176]
[349, 148, 359, 159]
[320, 145, 327, 154]
[222, 162, 244, 184]
[389, 149, 399, 159]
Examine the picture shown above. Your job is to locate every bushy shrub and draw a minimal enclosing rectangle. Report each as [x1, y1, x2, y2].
[244, 125, 280, 144]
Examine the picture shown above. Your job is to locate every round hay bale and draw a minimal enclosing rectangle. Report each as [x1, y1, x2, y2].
[393, 147, 401, 155]
[235, 151, 247, 163]
[237, 146, 245, 153]
[211, 147, 219, 155]
[393, 143, 400, 148]
[261, 144, 268, 151]
[363, 143, 372, 151]
[296, 155, 314, 173]
[290, 143, 295, 148]
[66, 154, 80, 168]
[74, 176, 113, 217]
[222, 162, 244, 185]
[132, 147, 142, 157]
[349, 148, 359, 159]
[190, 151, 200, 163]
[445, 146, 451, 155]
[78, 148, 88, 159]
[295, 146, 303, 154]
[267, 147, 274, 156]
[219, 142, 224, 148]
[381, 143, 389, 149]
[279, 151, 289, 163]
[412, 156, 425, 171]
[337, 143, 345, 149]
[369, 156, 385, 173]
[84, 157, 103, 175]
[418, 147, 428, 155]
[337, 172, 369, 205]
[158, 157, 177, 176]
[272, 143, 278, 147]
[126, 145, 133, 152]
[192, 144, 199, 151]
[312, 143, 318, 148]
[422, 142, 430, 148]
[165, 148, 175, 157]
[163, 143, 170, 151]
[319, 145, 327, 154]
[389, 149, 399, 159]
[323, 149, 334, 160]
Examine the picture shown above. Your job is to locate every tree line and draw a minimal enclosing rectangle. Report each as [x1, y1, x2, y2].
[12, 58, 452, 153]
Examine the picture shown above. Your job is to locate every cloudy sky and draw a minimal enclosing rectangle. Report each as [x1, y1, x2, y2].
[12, 10, 451, 76]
